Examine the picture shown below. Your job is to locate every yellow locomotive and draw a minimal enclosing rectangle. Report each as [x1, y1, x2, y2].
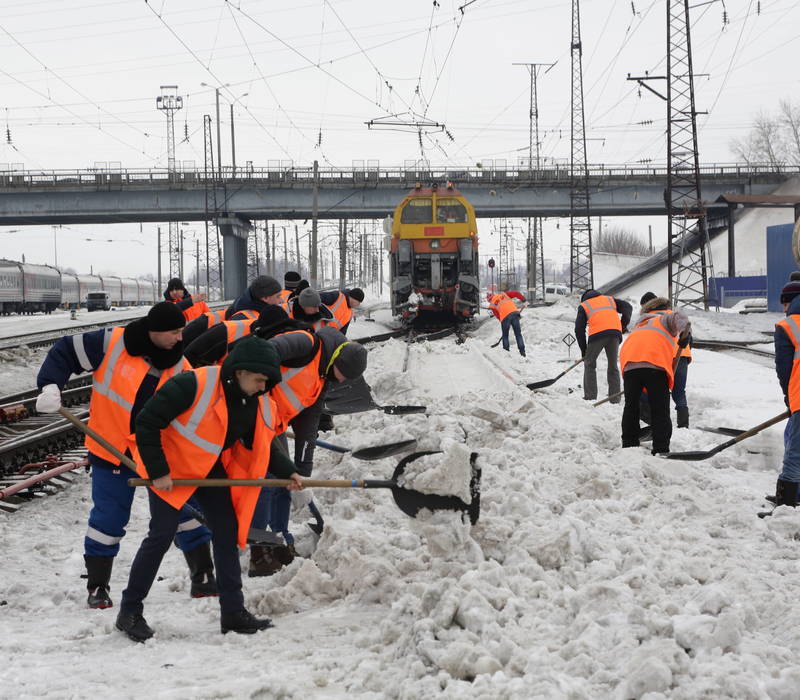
[387, 183, 480, 321]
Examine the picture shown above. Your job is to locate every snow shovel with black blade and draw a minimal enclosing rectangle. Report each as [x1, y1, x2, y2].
[57, 407, 282, 546]
[323, 376, 427, 416]
[130, 451, 482, 524]
[286, 430, 418, 460]
[666, 410, 790, 462]
[527, 358, 584, 390]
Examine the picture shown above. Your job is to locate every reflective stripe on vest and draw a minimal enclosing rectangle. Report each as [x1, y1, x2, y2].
[327, 292, 352, 330]
[581, 295, 622, 335]
[169, 365, 226, 454]
[231, 309, 259, 321]
[651, 309, 691, 359]
[778, 315, 800, 413]
[205, 309, 226, 326]
[490, 294, 518, 322]
[224, 320, 253, 345]
[620, 314, 678, 388]
[270, 331, 324, 422]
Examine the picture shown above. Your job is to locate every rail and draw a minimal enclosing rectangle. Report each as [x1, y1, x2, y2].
[0, 162, 794, 189]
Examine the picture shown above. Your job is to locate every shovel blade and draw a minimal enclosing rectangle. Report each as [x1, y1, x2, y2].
[526, 378, 556, 390]
[666, 450, 715, 461]
[352, 439, 418, 461]
[379, 405, 427, 415]
[389, 451, 481, 524]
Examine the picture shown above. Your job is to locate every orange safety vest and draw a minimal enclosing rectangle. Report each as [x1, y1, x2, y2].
[134, 365, 279, 548]
[202, 309, 226, 326]
[222, 320, 254, 346]
[777, 315, 800, 413]
[489, 293, 518, 322]
[619, 314, 679, 389]
[325, 292, 353, 331]
[288, 302, 330, 332]
[581, 295, 622, 336]
[270, 330, 325, 423]
[229, 309, 259, 322]
[87, 327, 189, 463]
[651, 309, 692, 361]
[182, 300, 210, 322]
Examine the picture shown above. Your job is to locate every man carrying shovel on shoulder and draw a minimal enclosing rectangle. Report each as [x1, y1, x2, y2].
[116, 335, 304, 642]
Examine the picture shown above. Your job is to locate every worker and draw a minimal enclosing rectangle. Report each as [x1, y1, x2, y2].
[288, 287, 333, 330]
[319, 288, 364, 335]
[279, 270, 302, 307]
[488, 290, 526, 356]
[35, 302, 216, 609]
[164, 278, 210, 323]
[181, 307, 228, 349]
[575, 290, 632, 403]
[250, 327, 368, 576]
[639, 291, 693, 428]
[115, 336, 304, 642]
[224, 275, 284, 321]
[619, 296, 690, 455]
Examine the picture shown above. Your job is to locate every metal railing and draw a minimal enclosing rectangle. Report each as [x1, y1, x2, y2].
[0, 162, 795, 189]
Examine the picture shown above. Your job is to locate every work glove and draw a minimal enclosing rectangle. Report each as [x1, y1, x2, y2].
[35, 384, 62, 413]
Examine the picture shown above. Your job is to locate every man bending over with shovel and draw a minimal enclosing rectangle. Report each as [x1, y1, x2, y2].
[116, 335, 304, 642]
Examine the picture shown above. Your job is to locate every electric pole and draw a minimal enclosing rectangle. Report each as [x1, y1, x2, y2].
[156, 85, 183, 280]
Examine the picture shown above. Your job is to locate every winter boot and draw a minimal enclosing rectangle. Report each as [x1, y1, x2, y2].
[248, 544, 285, 577]
[676, 406, 690, 429]
[317, 412, 334, 432]
[115, 610, 154, 643]
[84, 555, 114, 609]
[183, 541, 218, 598]
[775, 478, 800, 507]
[220, 608, 274, 635]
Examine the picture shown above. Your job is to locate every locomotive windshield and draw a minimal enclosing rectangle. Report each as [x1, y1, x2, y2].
[436, 198, 467, 223]
[400, 198, 433, 224]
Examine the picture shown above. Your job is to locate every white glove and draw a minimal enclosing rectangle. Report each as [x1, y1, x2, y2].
[36, 384, 62, 413]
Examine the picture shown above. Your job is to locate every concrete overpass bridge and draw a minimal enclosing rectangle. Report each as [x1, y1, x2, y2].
[0, 162, 793, 226]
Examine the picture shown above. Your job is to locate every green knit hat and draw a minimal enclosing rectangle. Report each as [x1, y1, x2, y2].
[222, 335, 282, 388]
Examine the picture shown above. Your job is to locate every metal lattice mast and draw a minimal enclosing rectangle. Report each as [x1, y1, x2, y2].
[569, 0, 593, 293]
[156, 86, 183, 280]
[203, 115, 223, 300]
[667, 0, 715, 310]
[247, 221, 260, 281]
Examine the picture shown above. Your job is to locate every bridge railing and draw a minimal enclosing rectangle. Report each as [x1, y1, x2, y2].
[0, 162, 796, 188]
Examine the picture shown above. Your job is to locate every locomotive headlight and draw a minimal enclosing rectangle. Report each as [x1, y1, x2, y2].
[430, 240, 440, 249]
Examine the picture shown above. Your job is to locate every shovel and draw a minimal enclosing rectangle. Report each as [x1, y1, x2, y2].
[667, 410, 789, 461]
[527, 359, 584, 390]
[373, 403, 427, 415]
[286, 430, 418, 460]
[56, 407, 282, 545]
[131, 450, 482, 524]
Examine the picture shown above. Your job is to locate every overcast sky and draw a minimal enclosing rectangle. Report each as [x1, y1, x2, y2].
[1, 0, 797, 280]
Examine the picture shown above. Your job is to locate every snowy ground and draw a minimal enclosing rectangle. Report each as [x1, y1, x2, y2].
[3, 299, 800, 699]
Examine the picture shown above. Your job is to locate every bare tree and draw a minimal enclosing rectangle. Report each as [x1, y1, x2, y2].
[731, 109, 787, 168]
[779, 99, 800, 165]
[595, 226, 650, 256]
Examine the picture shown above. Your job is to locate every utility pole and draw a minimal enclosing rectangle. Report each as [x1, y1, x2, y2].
[283, 226, 288, 277]
[157, 226, 162, 293]
[156, 85, 183, 280]
[203, 114, 223, 299]
[569, 0, 593, 294]
[295, 225, 300, 274]
[311, 160, 319, 287]
[230, 103, 236, 176]
[271, 223, 276, 277]
[339, 219, 347, 288]
[514, 61, 554, 300]
[627, 0, 715, 309]
[215, 89, 222, 181]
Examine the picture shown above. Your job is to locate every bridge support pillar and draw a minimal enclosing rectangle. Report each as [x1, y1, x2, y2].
[218, 215, 252, 300]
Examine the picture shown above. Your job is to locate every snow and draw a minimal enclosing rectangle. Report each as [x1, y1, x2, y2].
[2, 301, 800, 699]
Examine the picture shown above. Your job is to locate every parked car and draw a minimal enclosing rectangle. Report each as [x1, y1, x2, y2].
[86, 291, 111, 311]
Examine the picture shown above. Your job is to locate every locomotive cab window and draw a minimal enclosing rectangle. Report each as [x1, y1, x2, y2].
[436, 198, 467, 223]
[400, 198, 433, 224]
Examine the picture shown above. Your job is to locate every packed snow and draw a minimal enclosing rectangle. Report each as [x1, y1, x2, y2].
[3, 298, 800, 699]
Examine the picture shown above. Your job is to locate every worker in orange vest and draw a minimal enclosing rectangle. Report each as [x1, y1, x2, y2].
[619, 296, 690, 455]
[164, 278, 210, 322]
[224, 275, 284, 321]
[640, 291, 693, 428]
[35, 302, 215, 609]
[116, 336, 304, 642]
[287, 286, 334, 330]
[488, 291, 526, 356]
[319, 288, 364, 334]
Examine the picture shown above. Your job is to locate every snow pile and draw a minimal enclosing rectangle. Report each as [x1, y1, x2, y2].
[396, 439, 474, 503]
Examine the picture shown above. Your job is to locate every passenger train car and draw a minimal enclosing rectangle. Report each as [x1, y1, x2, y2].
[0, 258, 158, 314]
[387, 182, 480, 321]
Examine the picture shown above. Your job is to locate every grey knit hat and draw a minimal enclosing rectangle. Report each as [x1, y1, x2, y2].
[333, 342, 367, 379]
[298, 287, 321, 307]
[249, 275, 282, 300]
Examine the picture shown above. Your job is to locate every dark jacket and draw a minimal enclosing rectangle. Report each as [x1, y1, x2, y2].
[225, 289, 267, 320]
[775, 295, 800, 398]
[134, 355, 297, 480]
[575, 290, 632, 354]
[163, 283, 196, 313]
[289, 298, 333, 327]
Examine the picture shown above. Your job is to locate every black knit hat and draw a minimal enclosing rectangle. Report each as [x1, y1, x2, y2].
[781, 281, 800, 304]
[222, 335, 282, 388]
[580, 289, 597, 303]
[640, 291, 657, 306]
[284, 270, 302, 289]
[147, 301, 186, 331]
[166, 277, 186, 292]
[249, 275, 282, 300]
[349, 288, 365, 303]
[333, 342, 367, 379]
[253, 304, 289, 330]
[790, 271, 800, 282]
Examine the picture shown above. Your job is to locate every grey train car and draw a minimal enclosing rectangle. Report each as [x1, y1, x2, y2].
[61, 272, 80, 309]
[99, 275, 123, 306]
[77, 274, 103, 304]
[0, 259, 61, 314]
[120, 278, 139, 306]
[137, 279, 157, 305]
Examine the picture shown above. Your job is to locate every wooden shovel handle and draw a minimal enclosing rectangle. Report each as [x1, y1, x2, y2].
[128, 478, 393, 489]
[58, 407, 139, 471]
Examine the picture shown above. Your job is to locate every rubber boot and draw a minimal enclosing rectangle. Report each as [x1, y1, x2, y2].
[183, 541, 218, 598]
[676, 406, 689, 429]
[248, 544, 284, 578]
[775, 478, 800, 507]
[84, 555, 114, 609]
